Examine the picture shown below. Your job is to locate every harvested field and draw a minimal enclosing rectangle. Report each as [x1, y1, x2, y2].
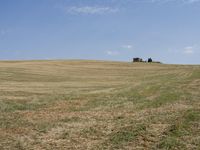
[0, 60, 199, 149]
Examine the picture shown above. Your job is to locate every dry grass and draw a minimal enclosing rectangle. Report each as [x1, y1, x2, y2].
[0, 60, 199, 149]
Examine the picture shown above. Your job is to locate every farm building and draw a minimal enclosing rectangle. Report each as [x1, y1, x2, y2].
[133, 58, 143, 62]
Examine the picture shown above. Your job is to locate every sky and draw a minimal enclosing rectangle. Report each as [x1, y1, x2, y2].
[0, 0, 200, 64]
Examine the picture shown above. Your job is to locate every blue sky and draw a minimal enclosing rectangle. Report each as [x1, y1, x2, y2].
[0, 0, 200, 64]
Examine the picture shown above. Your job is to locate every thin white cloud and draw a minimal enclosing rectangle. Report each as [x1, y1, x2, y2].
[168, 45, 199, 55]
[183, 46, 195, 54]
[65, 6, 119, 15]
[106, 50, 119, 56]
[122, 45, 133, 49]
[59, 0, 199, 16]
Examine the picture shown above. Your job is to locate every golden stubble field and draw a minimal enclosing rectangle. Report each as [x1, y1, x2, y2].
[0, 60, 199, 149]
